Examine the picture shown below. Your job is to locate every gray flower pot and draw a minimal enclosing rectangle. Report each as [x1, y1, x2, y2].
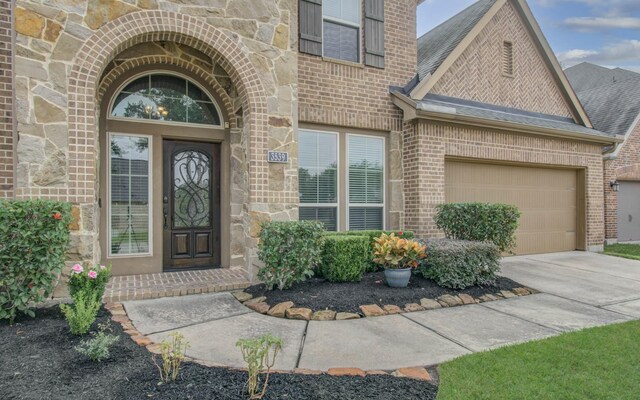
[384, 268, 412, 288]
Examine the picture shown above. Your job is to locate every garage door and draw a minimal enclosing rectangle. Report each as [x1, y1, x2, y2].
[445, 161, 578, 255]
[617, 181, 640, 242]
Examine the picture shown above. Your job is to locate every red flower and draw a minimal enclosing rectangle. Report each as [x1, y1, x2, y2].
[53, 212, 62, 220]
[398, 231, 404, 236]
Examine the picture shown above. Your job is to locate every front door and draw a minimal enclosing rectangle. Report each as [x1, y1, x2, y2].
[163, 140, 221, 270]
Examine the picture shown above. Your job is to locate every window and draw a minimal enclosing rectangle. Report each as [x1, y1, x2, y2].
[111, 74, 221, 126]
[348, 135, 384, 230]
[502, 41, 514, 76]
[298, 129, 385, 231]
[323, 0, 361, 63]
[298, 130, 338, 231]
[109, 133, 152, 256]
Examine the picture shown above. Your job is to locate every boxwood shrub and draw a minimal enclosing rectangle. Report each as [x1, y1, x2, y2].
[434, 203, 521, 253]
[417, 238, 501, 289]
[257, 220, 325, 290]
[0, 200, 72, 323]
[320, 235, 370, 282]
[325, 230, 414, 272]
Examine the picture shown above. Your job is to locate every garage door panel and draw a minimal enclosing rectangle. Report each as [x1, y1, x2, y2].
[617, 182, 640, 242]
[445, 161, 577, 255]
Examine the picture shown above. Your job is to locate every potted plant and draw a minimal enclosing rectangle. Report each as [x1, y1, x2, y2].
[373, 233, 427, 288]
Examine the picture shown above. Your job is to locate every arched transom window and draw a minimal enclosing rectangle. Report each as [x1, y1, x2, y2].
[110, 73, 222, 126]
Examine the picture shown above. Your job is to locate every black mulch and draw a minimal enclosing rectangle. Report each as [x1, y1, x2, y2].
[0, 307, 438, 400]
[246, 272, 525, 314]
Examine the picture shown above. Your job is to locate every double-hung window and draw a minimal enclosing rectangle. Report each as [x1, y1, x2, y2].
[323, 0, 361, 63]
[299, 129, 385, 231]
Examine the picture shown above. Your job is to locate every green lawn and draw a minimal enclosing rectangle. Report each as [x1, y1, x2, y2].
[603, 243, 640, 261]
[437, 321, 640, 400]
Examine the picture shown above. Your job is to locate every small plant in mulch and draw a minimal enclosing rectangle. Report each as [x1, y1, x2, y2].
[153, 332, 190, 384]
[75, 322, 120, 361]
[60, 263, 112, 335]
[236, 333, 283, 400]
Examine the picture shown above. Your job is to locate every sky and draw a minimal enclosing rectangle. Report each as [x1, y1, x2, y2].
[416, 0, 640, 72]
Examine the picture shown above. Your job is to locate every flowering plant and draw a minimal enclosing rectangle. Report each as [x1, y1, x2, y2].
[68, 264, 111, 303]
[373, 233, 426, 270]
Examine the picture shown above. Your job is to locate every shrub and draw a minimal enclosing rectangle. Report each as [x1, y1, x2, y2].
[373, 233, 426, 270]
[154, 332, 190, 383]
[417, 239, 501, 289]
[434, 203, 521, 253]
[325, 230, 414, 272]
[0, 200, 72, 323]
[320, 235, 369, 282]
[75, 323, 119, 361]
[236, 333, 283, 400]
[68, 264, 112, 303]
[60, 291, 101, 335]
[257, 221, 325, 290]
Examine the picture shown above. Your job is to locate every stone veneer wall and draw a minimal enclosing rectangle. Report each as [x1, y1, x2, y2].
[405, 120, 605, 249]
[14, 0, 298, 280]
[0, 0, 13, 199]
[431, 1, 575, 119]
[297, 0, 418, 229]
[604, 119, 640, 241]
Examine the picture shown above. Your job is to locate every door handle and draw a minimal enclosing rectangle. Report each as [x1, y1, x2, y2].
[164, 208, 168, 230]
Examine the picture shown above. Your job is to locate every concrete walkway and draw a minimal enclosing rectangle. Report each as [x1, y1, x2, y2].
[122, 252, 640, 371]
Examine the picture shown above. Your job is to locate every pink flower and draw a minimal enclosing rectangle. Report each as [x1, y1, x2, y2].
[71, 264, 83, 274]
[88, 271, 98, 279]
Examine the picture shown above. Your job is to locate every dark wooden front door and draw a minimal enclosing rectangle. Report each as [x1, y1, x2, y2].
[163, 140, 221, 270]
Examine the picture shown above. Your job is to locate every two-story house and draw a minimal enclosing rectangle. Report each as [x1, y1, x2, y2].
[1, 0, 620, 284]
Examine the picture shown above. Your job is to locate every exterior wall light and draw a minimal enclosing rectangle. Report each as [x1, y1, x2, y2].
[610, 180, 620, 192]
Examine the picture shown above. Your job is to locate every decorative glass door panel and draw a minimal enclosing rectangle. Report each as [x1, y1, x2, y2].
[163, 140, 220, 270]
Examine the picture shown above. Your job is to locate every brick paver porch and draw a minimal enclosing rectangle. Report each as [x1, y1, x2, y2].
[103, 268, 251, 303]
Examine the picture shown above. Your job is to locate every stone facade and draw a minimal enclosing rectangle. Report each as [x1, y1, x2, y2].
[13, 0, 298, 279]
[404, 121, 605, 249]
[604, 119, 640, 241]
[0, 0, 13, 199]
[431, 1, 574, 119]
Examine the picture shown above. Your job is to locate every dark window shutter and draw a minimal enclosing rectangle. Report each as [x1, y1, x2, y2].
[364, 0, 385, 68]
[299, 0, 323, 56]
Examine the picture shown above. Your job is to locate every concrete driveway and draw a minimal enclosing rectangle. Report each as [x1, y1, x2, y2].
[123, 252, 639, 371]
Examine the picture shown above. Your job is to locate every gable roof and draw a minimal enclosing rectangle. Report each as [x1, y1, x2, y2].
[417, 0, 496, 81]
[410, 0, 593, 128]
[565, 62, 640, 93]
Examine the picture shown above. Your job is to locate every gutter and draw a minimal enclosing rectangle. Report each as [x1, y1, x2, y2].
[392, 92, 622, 146]
[603, 112, 640, 160]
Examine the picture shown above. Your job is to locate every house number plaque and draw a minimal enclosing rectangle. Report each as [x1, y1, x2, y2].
[267, 151, 289, 163]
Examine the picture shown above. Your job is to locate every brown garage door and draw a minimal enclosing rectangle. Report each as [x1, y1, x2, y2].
[445, 161, 579, 255]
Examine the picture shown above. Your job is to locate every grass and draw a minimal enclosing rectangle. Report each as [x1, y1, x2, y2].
[603, 243, 640, 261]
[437, 320, 640, 400]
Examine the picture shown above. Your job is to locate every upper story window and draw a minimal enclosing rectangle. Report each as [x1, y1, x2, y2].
[323, 0, 361, 63]
[110, 73, 222, 126]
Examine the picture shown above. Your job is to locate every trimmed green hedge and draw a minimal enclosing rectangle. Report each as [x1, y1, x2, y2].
[435, 203, 521, 253]
[417, 238, 501, 289]
[320, 235, 370, 282]
[325, 230, 414, 272]
[0, 200, 72, 322]
[257, 221, 325, 290]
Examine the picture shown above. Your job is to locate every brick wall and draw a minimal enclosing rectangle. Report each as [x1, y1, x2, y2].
[0, 0, 13, 199]
[405, 120, 605, 248]
[298, 0, 417, 133]
[604, 118, 640, 240]
[431, 1, 574, 119]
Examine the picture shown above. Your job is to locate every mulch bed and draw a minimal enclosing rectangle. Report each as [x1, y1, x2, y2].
[246, 272, 527, 314]
[0, 307, 438, 400]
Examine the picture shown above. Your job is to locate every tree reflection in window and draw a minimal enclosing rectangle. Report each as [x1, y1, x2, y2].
[111, 74, 221, 126]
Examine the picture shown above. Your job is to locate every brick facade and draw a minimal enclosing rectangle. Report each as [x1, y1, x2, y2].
[431, 1, 574, 119]
[0, 0, 13, 199]
[604, 119, 640, 240]
[404, 121, 605, 249]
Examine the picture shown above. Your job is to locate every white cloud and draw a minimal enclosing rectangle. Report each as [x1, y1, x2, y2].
[556, 40, 640, 70]
[557, 49, 599, 62]
[564, 17, 640, 31]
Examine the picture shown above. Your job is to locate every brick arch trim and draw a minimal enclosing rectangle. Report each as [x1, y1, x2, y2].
[98, 56, 236, 129]
[68, 10, 268, 204]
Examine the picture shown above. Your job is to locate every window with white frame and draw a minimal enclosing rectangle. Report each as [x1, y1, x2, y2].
[323, 0, 361, 63]
[298, 130, 339, 231]
[348, 135, 384, 230]
[109, 133, 152, 256]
